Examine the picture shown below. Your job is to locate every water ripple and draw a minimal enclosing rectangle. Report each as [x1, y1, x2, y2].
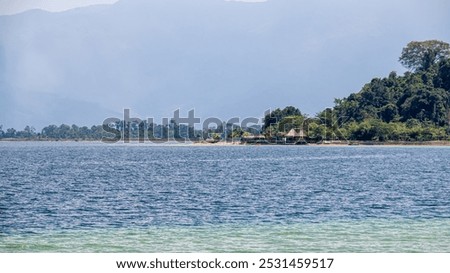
[1, 143, 450, 252]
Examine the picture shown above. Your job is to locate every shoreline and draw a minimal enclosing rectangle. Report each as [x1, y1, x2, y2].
[1, 139, 450, 146]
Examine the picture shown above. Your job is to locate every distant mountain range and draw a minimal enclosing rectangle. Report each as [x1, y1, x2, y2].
[0, 0, 119, 16]
[1, 0, 450, 129]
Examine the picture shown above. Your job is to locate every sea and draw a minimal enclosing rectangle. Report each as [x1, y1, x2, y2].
[1, 142, 449, 252]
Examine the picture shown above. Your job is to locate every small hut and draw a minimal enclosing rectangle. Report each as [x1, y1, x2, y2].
[284, 128, 305, 144]
[241, 135, 269, 144]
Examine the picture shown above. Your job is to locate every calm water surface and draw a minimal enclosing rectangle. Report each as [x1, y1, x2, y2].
[1, 142, 449, 252]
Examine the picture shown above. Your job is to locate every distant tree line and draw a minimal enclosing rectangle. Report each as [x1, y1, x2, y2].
[0, 124, 105, 140]
[0, 121, 256, 141]
[1, 40, 449, 142]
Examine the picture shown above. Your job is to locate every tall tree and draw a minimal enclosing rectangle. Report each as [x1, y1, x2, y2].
[263, 106, 302, 129]
[399, 40, 450, 71]
[436, 59, 450, 91]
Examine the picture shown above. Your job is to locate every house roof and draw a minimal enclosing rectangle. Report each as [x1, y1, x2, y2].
[286, 128, 304, 137]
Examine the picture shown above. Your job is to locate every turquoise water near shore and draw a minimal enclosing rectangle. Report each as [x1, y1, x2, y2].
[2, 220, 450, 252]
[1, 143, 450, 252]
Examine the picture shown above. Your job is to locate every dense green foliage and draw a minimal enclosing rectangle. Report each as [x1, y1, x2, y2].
[326, 53, 450, 141]
[262, 40, 450, 142]
[262, 106, 306, 139]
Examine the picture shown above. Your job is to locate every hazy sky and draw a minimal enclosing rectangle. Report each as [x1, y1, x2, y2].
[0, 0, 264, 15]
[0, 0, 118, 15]
[1, 0, 450, 129]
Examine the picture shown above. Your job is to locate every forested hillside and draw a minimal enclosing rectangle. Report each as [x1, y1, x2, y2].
[300, 40, 450, 142]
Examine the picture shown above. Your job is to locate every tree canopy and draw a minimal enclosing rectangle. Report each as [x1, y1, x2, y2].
[263, 106, 302, 129]
[399, 40, 450, 71]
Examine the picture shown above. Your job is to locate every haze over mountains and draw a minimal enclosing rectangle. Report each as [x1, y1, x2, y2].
[1, 0, 450, 129]
[0, 0, 119, 15]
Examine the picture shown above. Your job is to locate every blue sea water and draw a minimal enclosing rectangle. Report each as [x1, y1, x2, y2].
[1, 142, 449, 252]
